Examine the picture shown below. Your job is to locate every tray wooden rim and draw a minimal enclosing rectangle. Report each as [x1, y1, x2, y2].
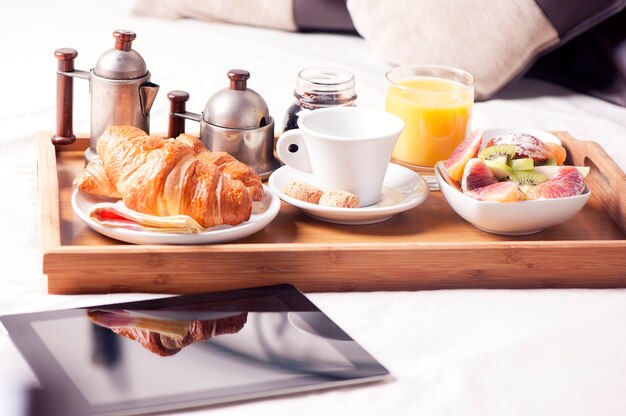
[37, 132, 626, 294]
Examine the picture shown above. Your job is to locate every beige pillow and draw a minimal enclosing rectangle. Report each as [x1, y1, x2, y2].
[347, 0, 559, 99]
[132, 0, 297, 31]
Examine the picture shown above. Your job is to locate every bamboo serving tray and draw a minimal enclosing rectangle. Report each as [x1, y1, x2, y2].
[37, 132, 626, 294]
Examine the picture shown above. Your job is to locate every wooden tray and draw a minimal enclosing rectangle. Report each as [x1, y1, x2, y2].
[37, 132, 626, 294]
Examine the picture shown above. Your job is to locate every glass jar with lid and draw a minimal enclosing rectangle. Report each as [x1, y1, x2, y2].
[282, 68, 357, 132]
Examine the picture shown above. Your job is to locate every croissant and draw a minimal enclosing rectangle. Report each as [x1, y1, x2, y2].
[76, 128, 263, 201]
[75, 126, 252, 228]
[111, 314, 248, 356]
[74, 157, 121, 199]
[176, 134, 264, 200]
[88, 309, 248, 356]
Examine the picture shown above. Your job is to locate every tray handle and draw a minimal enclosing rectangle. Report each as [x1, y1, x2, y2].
[557, 132, 626, 234]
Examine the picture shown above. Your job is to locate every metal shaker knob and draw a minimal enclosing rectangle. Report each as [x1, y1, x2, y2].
[228, 69, 250, 91]
[113, 29, 136, 51]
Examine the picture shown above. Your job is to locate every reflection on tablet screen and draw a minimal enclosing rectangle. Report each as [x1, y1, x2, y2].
[2, 285, 389, 416]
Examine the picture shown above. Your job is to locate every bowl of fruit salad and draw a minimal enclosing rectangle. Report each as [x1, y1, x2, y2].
[435, 128, 591, 235]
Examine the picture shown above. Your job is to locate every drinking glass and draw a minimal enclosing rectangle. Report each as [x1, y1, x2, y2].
[385, 65, 474, 171]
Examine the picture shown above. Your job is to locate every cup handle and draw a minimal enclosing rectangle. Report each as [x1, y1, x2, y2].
[276, 129, 312, 173]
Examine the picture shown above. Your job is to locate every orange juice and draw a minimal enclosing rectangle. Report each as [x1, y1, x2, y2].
[385, 75, 473, 168]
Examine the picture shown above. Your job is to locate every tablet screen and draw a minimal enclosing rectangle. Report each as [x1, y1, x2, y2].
[1, 285, 389, 415]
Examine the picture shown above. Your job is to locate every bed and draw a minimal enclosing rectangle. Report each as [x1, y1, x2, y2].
[1, 0, 625, 414]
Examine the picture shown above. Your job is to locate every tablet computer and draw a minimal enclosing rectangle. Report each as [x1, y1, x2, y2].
[0, 284, 389, 415]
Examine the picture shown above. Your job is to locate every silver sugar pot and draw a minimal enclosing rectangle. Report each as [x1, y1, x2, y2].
[52, 30, 159, 161]
[167, 69, 281, 179]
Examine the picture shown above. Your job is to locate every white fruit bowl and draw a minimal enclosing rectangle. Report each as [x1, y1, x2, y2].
[434, 161, 591, 235]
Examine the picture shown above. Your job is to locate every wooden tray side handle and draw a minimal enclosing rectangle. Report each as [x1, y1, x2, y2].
[52, 48, 78, 145]
[167, 90, 189, 138]
[558, 132, 626, 234]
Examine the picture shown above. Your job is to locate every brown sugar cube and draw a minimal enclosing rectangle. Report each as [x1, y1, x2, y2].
[319, 190, 360, 208]
[283, 180, 323, 204]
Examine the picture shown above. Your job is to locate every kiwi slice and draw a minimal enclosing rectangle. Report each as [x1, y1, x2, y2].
[485, 160, 513, 179]
[534, 155, 558, 167]
[492, 155, 509, 165]
[509, 170, 549, 186]
[509, 158, 534, 171]
[478, 145, 516, 162]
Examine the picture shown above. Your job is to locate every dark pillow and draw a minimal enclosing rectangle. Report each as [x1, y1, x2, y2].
[293, 0, 356, 33]
[529, 9, 626, 106]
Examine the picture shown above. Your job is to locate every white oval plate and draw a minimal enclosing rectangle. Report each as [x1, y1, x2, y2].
[268, 164, 430, 225]
[71, 185, 280, 245]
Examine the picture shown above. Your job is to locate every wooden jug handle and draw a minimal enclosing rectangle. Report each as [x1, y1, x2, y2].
[52, 48, 78, 145]
[167, 90, 190, 138]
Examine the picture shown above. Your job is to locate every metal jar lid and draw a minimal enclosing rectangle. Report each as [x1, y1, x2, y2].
[203, 69, 270, 129]
[94, 30, 148, 80]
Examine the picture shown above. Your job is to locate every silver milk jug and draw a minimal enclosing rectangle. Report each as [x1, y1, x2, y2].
[52, 30, 159, 162]
[166, 69, 281, 179]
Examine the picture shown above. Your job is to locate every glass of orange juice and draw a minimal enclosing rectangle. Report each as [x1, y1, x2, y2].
[385, 65, 474, 170]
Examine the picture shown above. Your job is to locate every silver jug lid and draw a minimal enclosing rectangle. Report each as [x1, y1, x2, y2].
[203, 69, 270, 129]
[94, 30, 148, 80]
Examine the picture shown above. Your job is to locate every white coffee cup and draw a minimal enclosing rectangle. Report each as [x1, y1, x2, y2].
[276, 107, 404, 206]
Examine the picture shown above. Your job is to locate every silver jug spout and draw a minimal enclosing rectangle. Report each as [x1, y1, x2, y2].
[139, 82, 159, 116]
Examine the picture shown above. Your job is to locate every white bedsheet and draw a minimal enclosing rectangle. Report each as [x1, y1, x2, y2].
[1, 1, 625, 415]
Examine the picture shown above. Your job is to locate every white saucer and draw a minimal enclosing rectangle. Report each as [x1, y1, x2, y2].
[268, 164, 429, 225]
[71, 186, 280, 245]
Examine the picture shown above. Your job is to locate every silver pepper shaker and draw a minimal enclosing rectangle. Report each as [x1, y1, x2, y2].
[167, 69, 281, 179]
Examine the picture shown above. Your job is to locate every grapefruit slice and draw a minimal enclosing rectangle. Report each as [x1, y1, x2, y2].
[522, 167, 585, 200]
[544, 142, 567, 165]
[461, 158, 498, 192]
[444, 129, 484, 181]
[464, 181, 526, 202]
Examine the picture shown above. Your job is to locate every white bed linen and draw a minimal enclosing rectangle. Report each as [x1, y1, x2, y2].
[0, 1, 625, 415]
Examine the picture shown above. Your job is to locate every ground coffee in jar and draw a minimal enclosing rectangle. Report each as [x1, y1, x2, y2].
[283, 68, 357, 132]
